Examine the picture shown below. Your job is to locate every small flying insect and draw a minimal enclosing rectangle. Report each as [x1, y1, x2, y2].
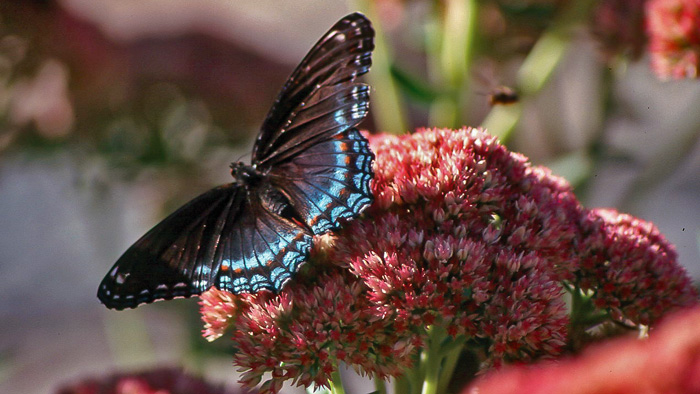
[487, 85, 519, 106]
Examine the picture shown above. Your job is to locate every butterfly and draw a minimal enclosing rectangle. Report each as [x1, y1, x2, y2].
[98, 13, 375, 310]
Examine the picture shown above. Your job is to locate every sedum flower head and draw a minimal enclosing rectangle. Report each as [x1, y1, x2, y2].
[202, 269, 417, 394]
[333, 127, 581, 367]
[646, 0, 700, 79]
[576, 208, 698, 325]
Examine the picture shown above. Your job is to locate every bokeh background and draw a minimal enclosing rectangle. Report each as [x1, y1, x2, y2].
[0, 0, 698, 392]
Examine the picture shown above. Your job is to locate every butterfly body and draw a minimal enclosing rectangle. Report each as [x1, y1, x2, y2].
[98, 13, 375, 310]
[230, 162, 264, 187]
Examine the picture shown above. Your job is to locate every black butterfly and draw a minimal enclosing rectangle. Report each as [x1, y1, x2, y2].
[98, 13, 375, 310]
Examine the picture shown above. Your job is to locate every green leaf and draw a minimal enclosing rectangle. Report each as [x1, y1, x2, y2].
[390, 64, 440, 104]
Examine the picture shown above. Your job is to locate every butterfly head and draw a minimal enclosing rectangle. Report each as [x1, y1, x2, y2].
[230, 161, 263, 186]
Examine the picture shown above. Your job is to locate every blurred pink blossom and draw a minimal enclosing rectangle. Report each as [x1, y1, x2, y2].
[55, 367, 242, 394]
[646, 0, 700, 79]
[467, 306, 700, 394]
[10, 60, 74, 138]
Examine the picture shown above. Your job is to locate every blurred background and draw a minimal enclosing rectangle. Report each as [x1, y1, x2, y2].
[0, 0, 698, 392]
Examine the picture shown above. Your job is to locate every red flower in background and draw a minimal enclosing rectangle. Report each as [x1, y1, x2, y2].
[56, 367, 242, 394]
[647, 0, 700, 79]
[467, 306, 700, 394]
[592, 0, 648, 59]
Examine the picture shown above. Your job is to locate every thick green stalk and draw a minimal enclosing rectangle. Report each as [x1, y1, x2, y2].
[394, 372, 413, 394]
[420, 324, 447, 394]
[374, 376, 387, 394]
[436, 335, 466, 394]
[352, 0, 408, 134]
[329, 367, 346, 394]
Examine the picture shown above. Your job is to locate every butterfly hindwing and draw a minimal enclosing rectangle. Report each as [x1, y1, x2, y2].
[214, 183, 313, 294]
[268, 127, 373, 234]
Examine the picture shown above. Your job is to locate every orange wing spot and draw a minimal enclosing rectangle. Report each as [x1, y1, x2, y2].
[232, 268, 243, 275]
[344, 156, 351, 165]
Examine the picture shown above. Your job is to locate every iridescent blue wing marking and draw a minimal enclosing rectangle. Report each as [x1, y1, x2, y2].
[213, 183, 313, 294]
[267, 127, 373, 234]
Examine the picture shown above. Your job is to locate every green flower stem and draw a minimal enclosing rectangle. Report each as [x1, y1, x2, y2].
[481, 0, 598, 141]
[409, 361, 424, 394]
[420, 324, 448, 394]
[436, 335, 466, 394]
[394, 371, 413, 394]
[329, 365, 346, 394]
[567, 284, 611, 349]
[374, 376, 387, 394]
[429, 0, 478, 128]
[352, 0, 408, 134]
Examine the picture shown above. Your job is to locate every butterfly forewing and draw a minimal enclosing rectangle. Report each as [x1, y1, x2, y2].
[257, 84, 370, 166]
[253, 13, 374, 165]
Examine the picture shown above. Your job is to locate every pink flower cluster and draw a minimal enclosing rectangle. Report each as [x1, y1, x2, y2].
[201, 271, 417, 393]
[468, 306, 700, 394]
[200, 127, 697, 393]
[646, 0, 700, 79]
[576, 208, 697, 325]
[333, 128, 581, 367]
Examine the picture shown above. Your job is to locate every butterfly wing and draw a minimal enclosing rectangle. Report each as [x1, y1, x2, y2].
[98, 184, 313, 309]
[253, 13, 375, 235]
[252, 12, 374, 167]
[267, 127, 373, 234]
